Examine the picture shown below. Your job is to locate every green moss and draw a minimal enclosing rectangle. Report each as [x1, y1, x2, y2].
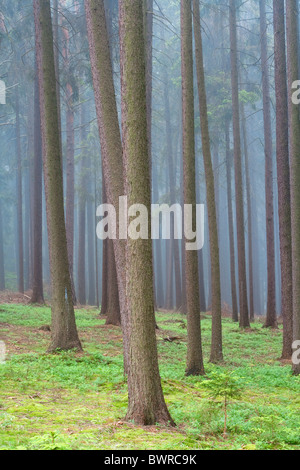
[0, 304, 299, 450]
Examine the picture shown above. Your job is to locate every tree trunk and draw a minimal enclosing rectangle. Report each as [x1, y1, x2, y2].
[286, 0, 300, 375]
[119, 0, 175, 425]
[87, 184, 96, 306]
[77, 103, 87, 306]
[163, 46, 182, 311]
[273, 0, 293, 359]
[15, 87, 24, 294]
[241, 103, 254, 321]
[63, 25, 77, 305]
[225, 123, 238, 322]
[181, 0, 205, 375]
[259, 0, 277, 329]
[229, 0, 250, 328]
[193, 0, 223, 363]
[34, 0, 82, 352]
[31, 69, 44, 304]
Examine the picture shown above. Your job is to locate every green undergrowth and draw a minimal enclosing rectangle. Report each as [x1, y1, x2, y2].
[0, 304, 299, 450]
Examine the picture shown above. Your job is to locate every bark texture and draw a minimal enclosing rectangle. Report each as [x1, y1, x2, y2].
[119, 0, 175, 425]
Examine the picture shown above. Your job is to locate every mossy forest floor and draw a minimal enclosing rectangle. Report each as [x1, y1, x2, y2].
[0, 301, 299, 450]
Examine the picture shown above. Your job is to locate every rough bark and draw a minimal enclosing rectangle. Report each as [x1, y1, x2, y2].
[119, 0, 175, 425]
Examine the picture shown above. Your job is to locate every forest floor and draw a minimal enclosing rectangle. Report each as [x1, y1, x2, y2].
[0, 299, 299, 450]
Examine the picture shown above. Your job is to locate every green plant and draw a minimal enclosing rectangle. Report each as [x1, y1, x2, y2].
[203, 371, 244, 438]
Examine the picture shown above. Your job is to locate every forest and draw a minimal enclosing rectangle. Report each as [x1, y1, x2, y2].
[0, 0, 299, 452]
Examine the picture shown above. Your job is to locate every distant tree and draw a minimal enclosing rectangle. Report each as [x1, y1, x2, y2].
[229, 0, 250, 328]
[193, 0, 223, 363]
[225, 122, 238, 322]
[30, 69, 44, 304]
[259, 0, 277, 329]
[181, 0, 205, 375]
[15, 86, 24, 294]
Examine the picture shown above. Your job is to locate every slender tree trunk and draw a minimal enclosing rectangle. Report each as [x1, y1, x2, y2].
[34, 0, 82, 352]
[15, 87, 24, 294]
[225, 123, 238, 322]
[163, 49, 182, 311]
[229, 0, 250, 328]
[259, 0, 277, 329]
[273, 0, 293, 359]
[31, 70, 44, 304]
[286, 0, 300, 375]
[63, 26, 77, 305]
[241, 103, 254, 321]
[119, 0, 174, 425]
[77, 103, 87, 306]
[87, 184, 96, 306]
[193, 0, 223, 363]
[152, 163, 164, 308]
[181, 0, 205, 375]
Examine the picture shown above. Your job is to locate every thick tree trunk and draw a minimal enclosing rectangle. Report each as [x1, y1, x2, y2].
[259, 0, 277, 329]
[119, 0, 174, 425]
[181, 0, 205, 375]
[34, 0, 82, 352]
[273, 0, 293, 359]
[286, 0, 300, 375]
[193, 0, 222, 363]
[229, 0, 250, 328]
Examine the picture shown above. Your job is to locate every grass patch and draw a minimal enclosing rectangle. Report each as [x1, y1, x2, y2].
[0, 304, 299, 450]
